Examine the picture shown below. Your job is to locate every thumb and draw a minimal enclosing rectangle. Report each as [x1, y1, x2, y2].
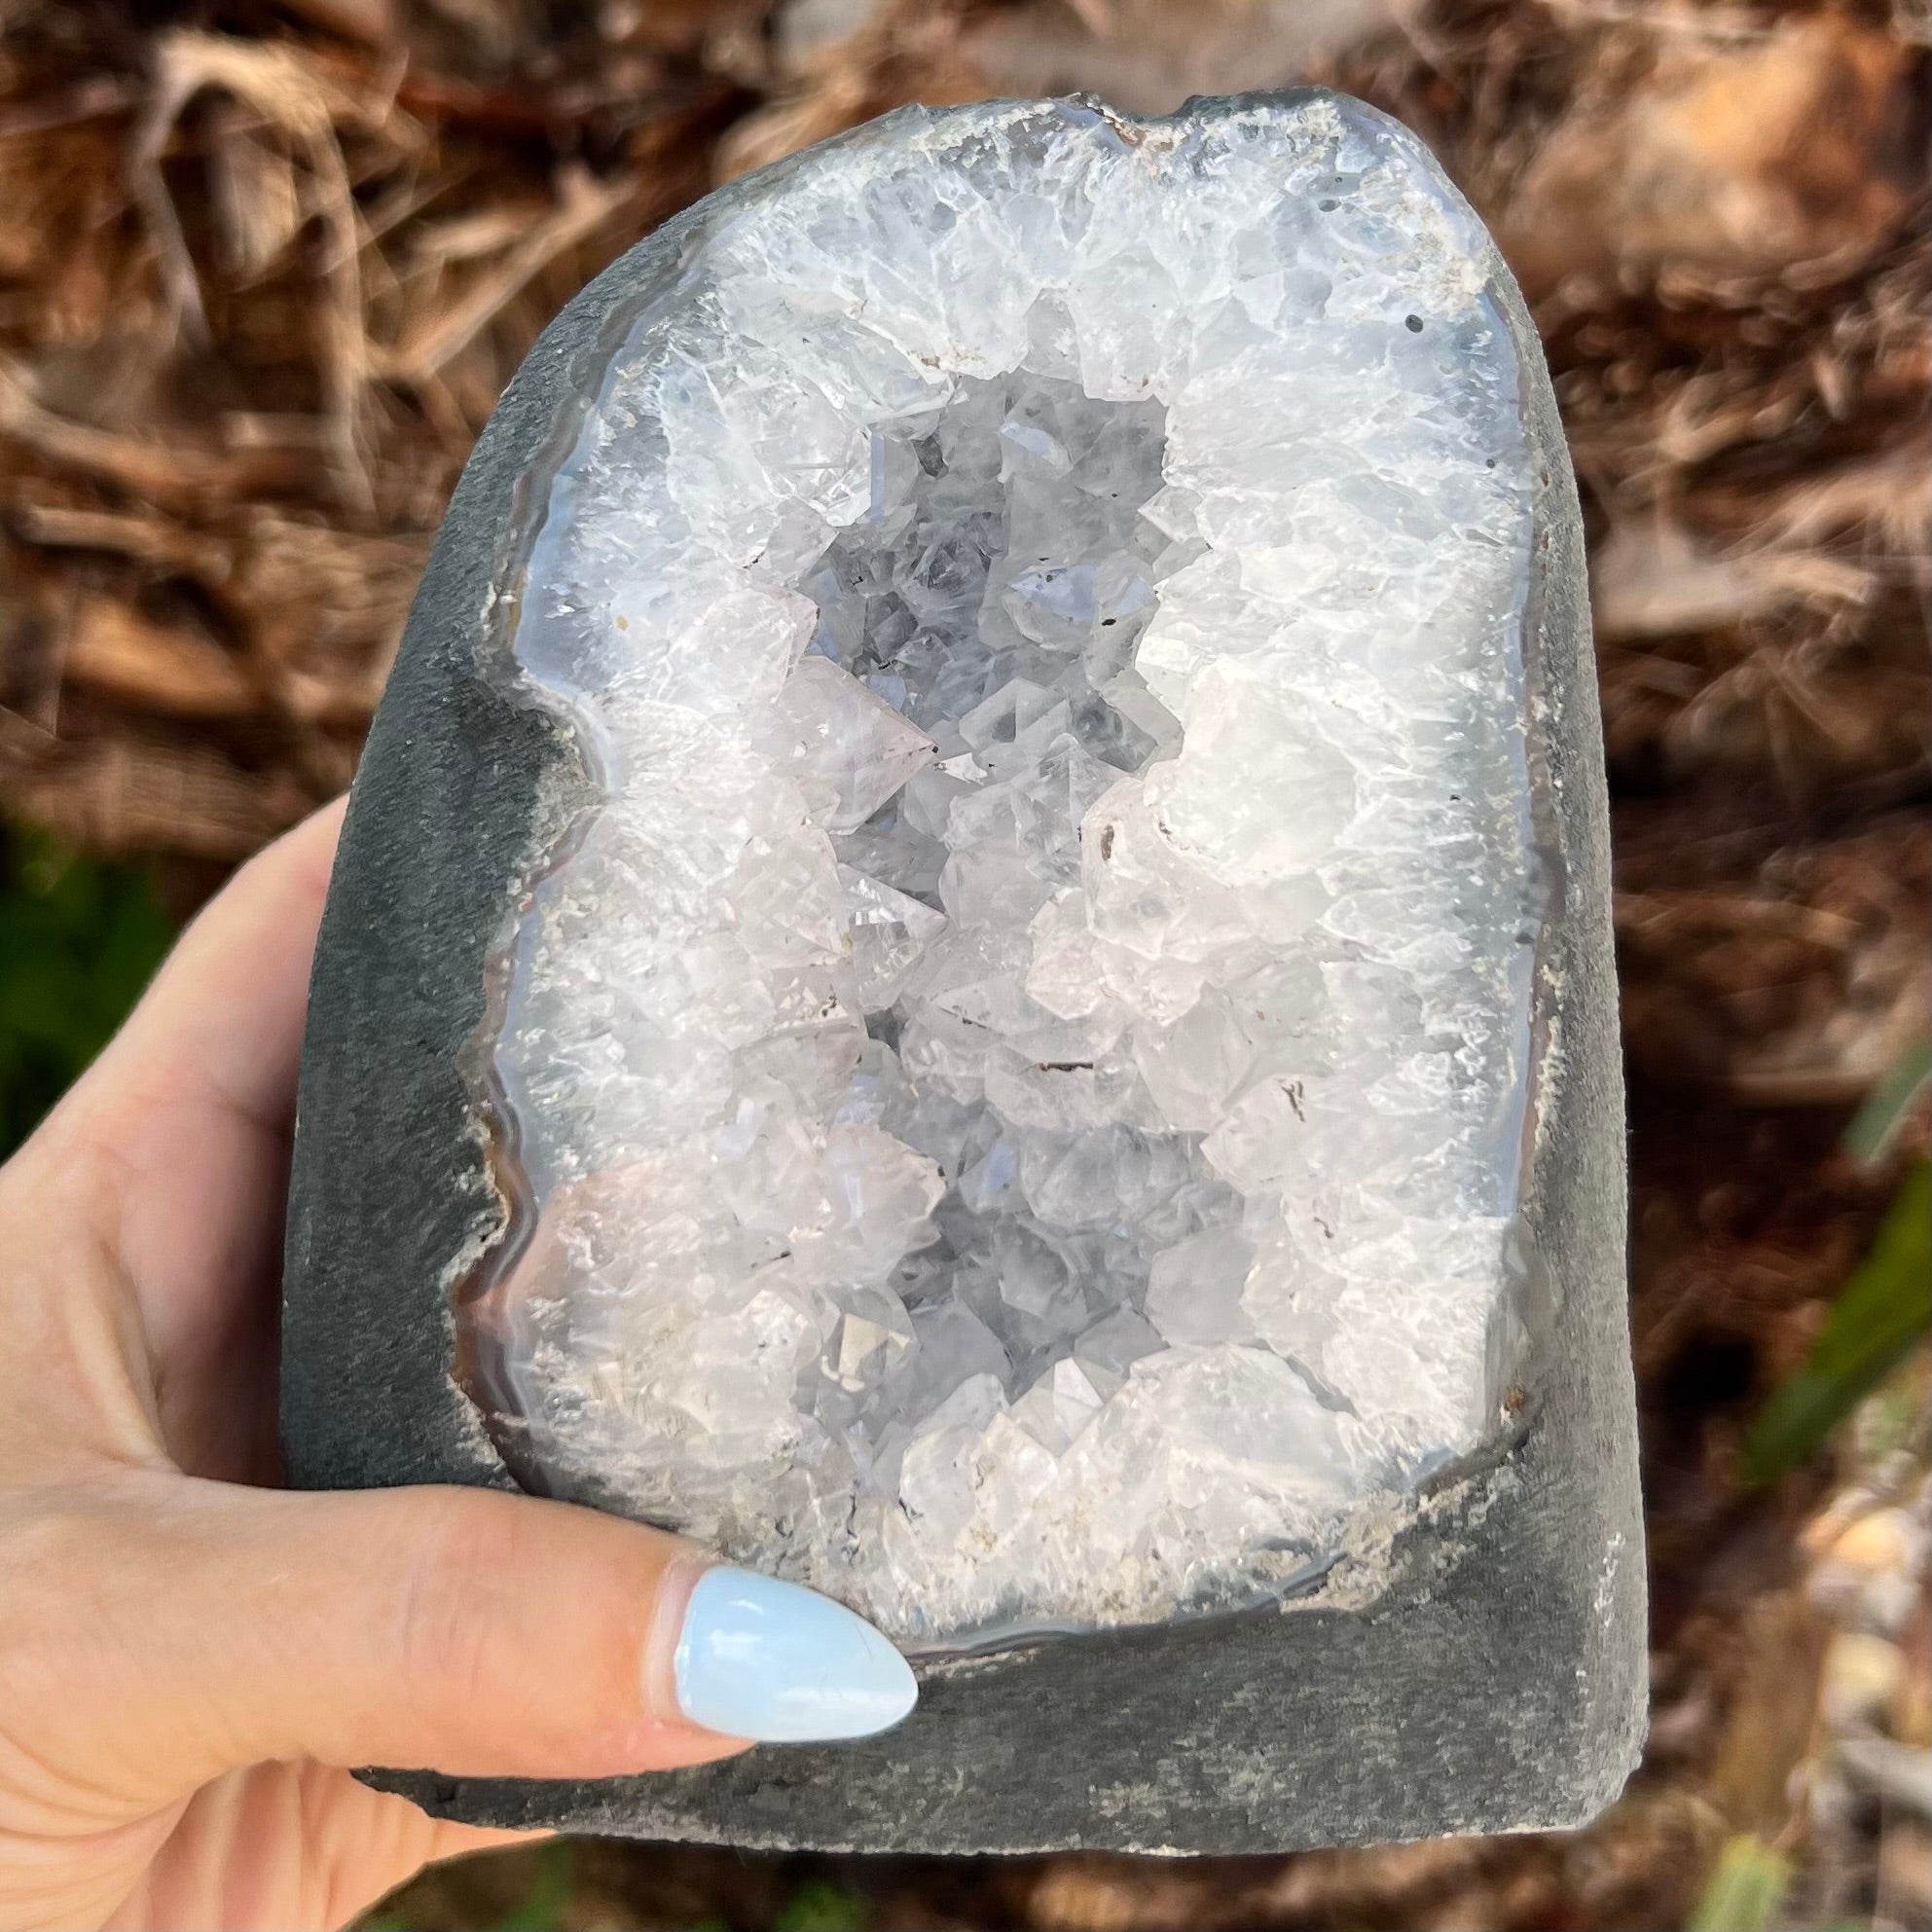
[18, 1470, 917, 1808]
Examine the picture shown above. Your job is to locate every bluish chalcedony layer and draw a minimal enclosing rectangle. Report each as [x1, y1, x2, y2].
[477, 94, 1544, 1646]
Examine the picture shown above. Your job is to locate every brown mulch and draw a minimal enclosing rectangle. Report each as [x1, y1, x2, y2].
[1, 1, 1926, 1927]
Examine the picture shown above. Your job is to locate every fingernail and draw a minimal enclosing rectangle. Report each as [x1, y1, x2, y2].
[673, 1567, 918, 1743]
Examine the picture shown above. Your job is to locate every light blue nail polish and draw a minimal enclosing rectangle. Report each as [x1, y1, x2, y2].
[674, 1567, 919, 1742]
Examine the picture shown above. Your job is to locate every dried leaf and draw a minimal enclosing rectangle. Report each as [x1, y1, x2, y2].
[965, 0, 1397, 113]
[1591, 515, 1872, 641]
[60, 596, 256, 718]
[1503, 18, 1924, 293]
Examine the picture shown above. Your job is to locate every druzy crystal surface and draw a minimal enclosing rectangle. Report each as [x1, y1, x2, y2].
[476, 93, 1549, 1646]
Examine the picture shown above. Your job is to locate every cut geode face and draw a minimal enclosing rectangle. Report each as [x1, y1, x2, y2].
[471, 93, 1550, 1647]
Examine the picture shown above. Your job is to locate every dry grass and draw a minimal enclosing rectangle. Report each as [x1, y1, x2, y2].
[0, 1, 1926, 1926]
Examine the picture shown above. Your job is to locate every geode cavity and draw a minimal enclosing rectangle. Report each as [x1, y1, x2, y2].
[283, 90, 1645, 1852]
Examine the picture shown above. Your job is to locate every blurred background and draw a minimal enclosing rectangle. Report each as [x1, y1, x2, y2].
[0, 0, 1926, 1926]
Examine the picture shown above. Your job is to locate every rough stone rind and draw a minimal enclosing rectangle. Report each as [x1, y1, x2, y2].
[282, 89, 1645, 1853]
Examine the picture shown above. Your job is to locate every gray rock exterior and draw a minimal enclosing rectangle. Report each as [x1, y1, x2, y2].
[281, 91, 1645, 1854]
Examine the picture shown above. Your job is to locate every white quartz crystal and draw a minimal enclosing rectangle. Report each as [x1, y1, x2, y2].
[481, 93, 1548, 1646]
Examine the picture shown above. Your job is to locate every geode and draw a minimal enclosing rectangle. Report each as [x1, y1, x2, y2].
[283, 90, 1646, 1851]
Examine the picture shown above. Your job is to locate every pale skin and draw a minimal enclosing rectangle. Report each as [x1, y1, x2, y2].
[0, 800, 750, 1932]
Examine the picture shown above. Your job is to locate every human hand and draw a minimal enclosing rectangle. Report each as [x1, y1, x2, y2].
[0, 799, 916, 1932]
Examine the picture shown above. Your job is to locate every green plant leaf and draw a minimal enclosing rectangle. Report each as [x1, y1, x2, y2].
[491, 1841, 576, 1932]
[1686, 1834, 1790, 1932]
[1742, 1160, 1932, 1485]
[1843, 1036, 1932, 1170]
[773, 1878, 869, 1932]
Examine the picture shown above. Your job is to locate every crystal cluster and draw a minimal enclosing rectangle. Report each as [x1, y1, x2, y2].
[481, 94, 1546, 1645]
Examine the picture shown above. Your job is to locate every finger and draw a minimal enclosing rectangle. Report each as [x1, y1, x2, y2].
[16, 1472, 917, 1810]
[69, 795, 346, 1152]
[17, 799, 346, 1469]
[108, 1765, 540, 1932]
